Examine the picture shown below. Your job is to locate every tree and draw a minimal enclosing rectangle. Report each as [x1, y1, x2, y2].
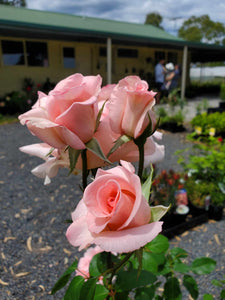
[0, 0, 26, 7]
[145, 12, 164, 30]
[178, 15, 225, 44]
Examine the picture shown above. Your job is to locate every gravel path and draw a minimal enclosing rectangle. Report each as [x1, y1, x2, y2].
[0, 122, 224, 300]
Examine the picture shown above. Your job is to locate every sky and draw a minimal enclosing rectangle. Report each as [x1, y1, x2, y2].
[26, 0, 225, 36]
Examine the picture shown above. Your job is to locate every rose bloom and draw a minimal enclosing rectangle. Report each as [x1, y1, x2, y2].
[66, 161, 163, 253]
[19, 73, 102, 150]
[76, 246, 103, 279]
[19, 143, 70, 185]
[108, 76, 156, 139]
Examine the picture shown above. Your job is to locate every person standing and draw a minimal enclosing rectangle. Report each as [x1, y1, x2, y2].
[154, 59, 166, 102]
[155, 59, 166, 91]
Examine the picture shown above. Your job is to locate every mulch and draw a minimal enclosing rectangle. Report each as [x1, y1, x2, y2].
[0, 122, 224, 299]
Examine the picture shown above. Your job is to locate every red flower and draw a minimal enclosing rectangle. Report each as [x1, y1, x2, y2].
[26, 86, 32, 92]
[173, 173, 180, 180]
[218, 137, 223, 143]
[167, 179, 174, 186]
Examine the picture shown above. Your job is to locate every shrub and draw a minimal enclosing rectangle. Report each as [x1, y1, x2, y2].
[220, 83, 225, 100]
[191, 112, 225, 136]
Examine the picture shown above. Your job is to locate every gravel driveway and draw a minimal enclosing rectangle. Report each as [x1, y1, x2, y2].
[0, 122, 224, 299]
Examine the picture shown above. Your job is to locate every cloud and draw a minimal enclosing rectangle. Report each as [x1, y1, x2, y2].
[26, 0, 225, 36]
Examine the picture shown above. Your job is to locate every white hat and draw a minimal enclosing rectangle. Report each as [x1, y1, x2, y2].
[165, 63, 174, 71]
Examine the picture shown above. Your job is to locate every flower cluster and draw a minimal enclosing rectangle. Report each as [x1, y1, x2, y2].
[152, 169, 188, 208]
[18, 73, 219, 299]
[19, 73, 170, 296]
[19, 74, 164, 185]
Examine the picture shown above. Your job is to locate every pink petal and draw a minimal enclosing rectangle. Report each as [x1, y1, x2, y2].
[55, 100, 96, 143]
[71, 200, 88, 221]
[19, 143, 53, 160]
[93, 222, 163, 253]
[66, 216, 94, 251]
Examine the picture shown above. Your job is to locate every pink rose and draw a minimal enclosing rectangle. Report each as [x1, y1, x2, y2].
[66, 161, 163, 253]
[76, 246, 103, 279]
[108, 76, 156, 139]
[19, 73, 102, 150]
[19, 143, 70, 185]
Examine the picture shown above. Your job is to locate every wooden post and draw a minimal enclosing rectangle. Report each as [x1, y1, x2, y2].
[181, 45, 188, 100]
[107, 37, 112, 84]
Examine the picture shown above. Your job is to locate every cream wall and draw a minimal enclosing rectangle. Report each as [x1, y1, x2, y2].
[0, 36, 183, 95]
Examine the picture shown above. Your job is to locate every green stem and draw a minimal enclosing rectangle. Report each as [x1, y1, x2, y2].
[81, 149, 88, 190]
[137, 142, 145, 182]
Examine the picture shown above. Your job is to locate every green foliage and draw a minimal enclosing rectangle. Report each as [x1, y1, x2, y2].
[177, 142, 225, 206]
[52, 234, 218, 299]
[151, 169, 186, 208]
[0, 91, 28, 115]
[186, 81, 221, 98]
[220, 83, 225, 101]
[144, 12, 164, 30]
[178, 14, 225, 44]
[191, 112, 225, 136]
[51, 260, 78, 294]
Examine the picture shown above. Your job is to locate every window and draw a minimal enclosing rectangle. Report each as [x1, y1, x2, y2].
[99, 47, 106, 57]
[155, 51, 165, 63]
[167, 52, 178, 64]
[63, 47, 75, 68]
[1, 40, 25, 65]
[26, 41, 48, 66]
[117, 48, 138, 58]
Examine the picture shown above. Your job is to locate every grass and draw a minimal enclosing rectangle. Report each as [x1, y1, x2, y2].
[0, 114, 19, 125]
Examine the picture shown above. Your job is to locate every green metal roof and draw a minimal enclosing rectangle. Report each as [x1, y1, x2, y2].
[0, 4, 185, 44]
[0, 4, 225, 61]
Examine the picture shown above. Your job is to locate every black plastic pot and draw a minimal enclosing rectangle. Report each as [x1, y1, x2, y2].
[208, 205, 224, 221]
[159, 121, 186, 133]
[188, 201, 206, 217]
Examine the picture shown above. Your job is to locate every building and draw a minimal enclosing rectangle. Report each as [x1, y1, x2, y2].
[1, 4, 225, 98]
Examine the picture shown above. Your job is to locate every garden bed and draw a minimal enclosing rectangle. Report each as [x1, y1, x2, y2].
[161, 202, 224, 239]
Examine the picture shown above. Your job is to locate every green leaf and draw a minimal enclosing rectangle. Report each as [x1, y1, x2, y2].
[221, 290, 225, 299]
[173, 263, 190, 274]
[150, 205, 171, 222]
[211, 279, 223, 287]
[203, 294, 214, 300]
[68, 147, 81, 174]
[135, 248, 143, 278]
[107, 135, 132, 158]
[45, 147, 55, 157]
[64, 276, 84, 300]
[93, 284, 109, 300]
[89, 252, 109, 277]
[142, 164, 154, 201]
[135, 285, 156, 300]
[95, 100, 106, 132]
[86, 138, 111, 165]
[163, 277, 182, 300]
[80, 277, 98, 300]
[115, 269, 156, 291]
[51, 260, 78, 294]
[146, 234, 169, 254]
[170, 247, 188, 259]
[191, 257, 216, 275]
[183, 275, 199, 299]
[142, 252, 165, 274]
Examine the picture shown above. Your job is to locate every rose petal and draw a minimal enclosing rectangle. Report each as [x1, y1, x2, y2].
[66, 216, 94, 251]
[93, 222, 163, 253]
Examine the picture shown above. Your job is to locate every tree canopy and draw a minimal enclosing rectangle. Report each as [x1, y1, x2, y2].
[178, 15, 225, 45]
[0, 0, 26, 7]
[144, 12, 164, 30]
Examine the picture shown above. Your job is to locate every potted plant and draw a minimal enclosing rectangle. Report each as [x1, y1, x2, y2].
[151, 170, 189, 229]
[177, 142, 225, 220]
